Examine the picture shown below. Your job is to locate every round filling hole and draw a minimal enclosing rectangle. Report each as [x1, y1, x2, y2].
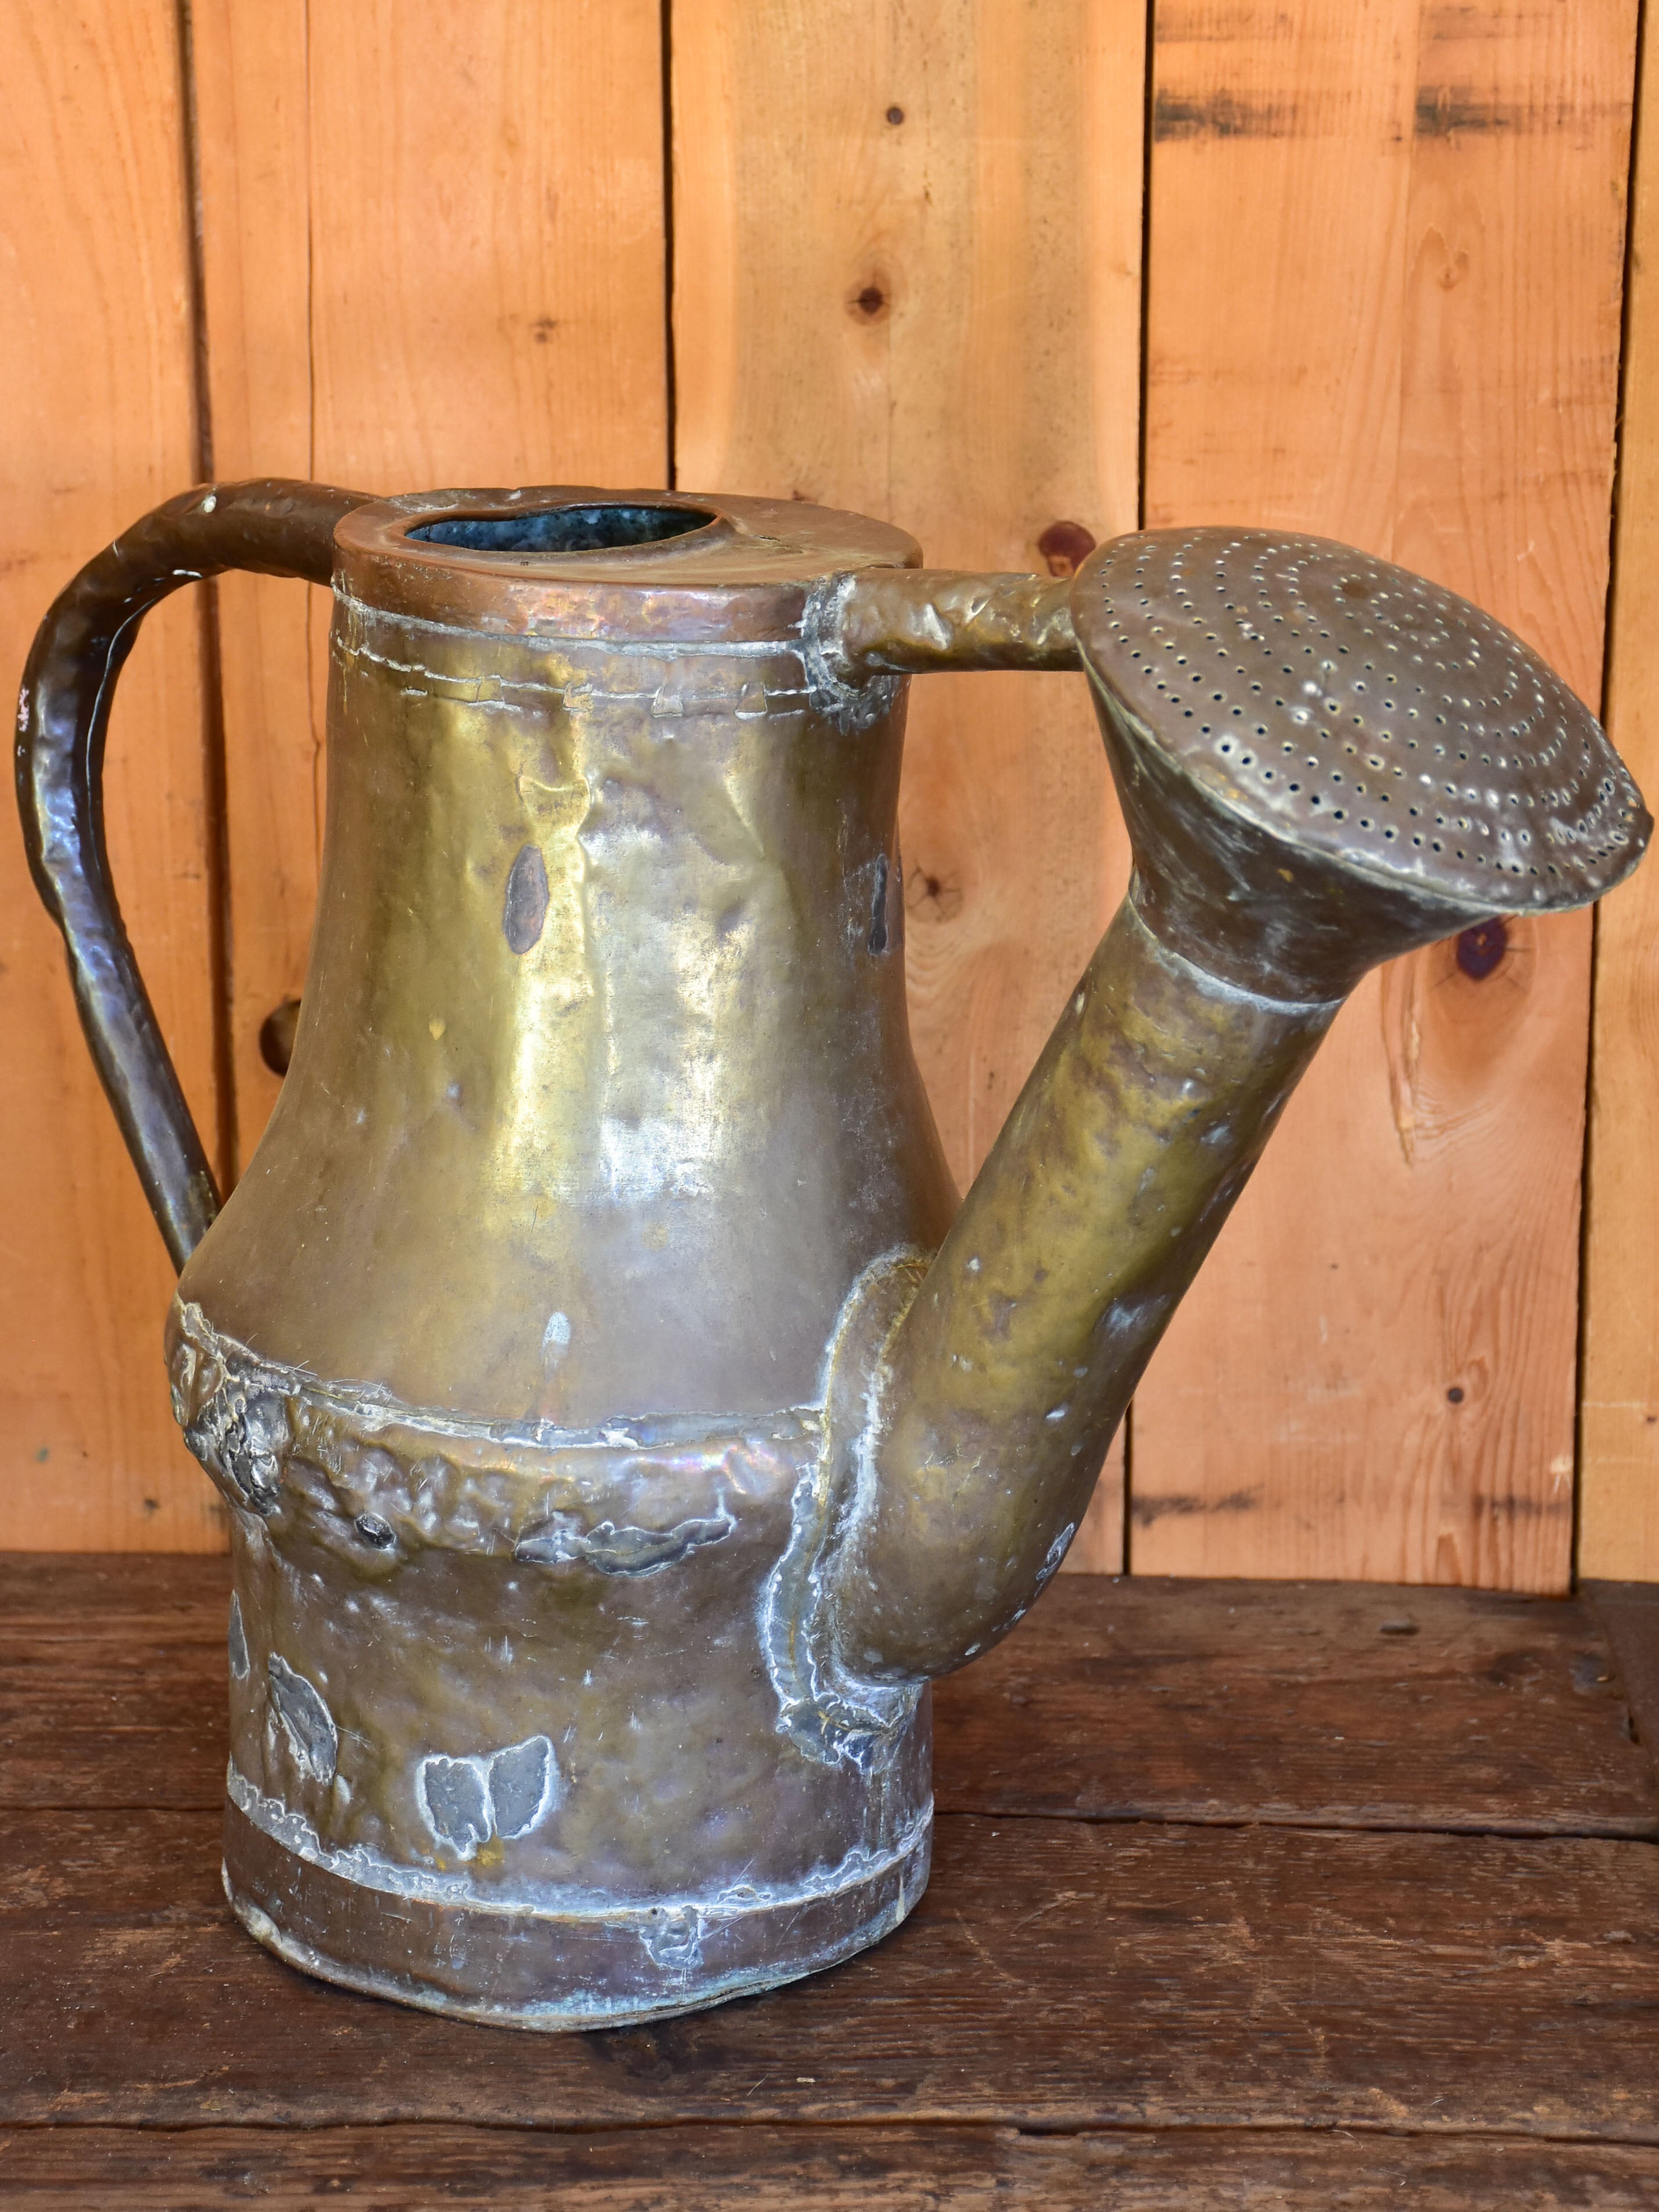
[410, 502, 716, 554]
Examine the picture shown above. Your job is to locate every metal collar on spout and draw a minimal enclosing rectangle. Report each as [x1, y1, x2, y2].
[829, 567, 1081, 675]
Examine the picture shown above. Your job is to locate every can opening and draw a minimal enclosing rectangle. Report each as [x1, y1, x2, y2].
[409, 503, 716, 555]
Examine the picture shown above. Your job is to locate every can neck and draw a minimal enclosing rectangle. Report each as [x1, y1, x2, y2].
[330, 484, 922, 649]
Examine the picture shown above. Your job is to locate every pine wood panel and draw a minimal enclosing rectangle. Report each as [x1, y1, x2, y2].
[1582, 15, 1659, 1581]
[1130, 0, 1636, 1589]
[5, 3, 1650, 1580]
[0, 3, 224, 1552]
[188, 0, 318, 1185]
[195, 0, 671, 1179]
[670, 0, 1145, 1571]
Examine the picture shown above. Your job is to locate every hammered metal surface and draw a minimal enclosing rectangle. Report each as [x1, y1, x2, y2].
[1071, 528, 1646, 911]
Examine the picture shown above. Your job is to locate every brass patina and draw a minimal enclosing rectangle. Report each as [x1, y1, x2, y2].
[17, 481, 1649, 2028]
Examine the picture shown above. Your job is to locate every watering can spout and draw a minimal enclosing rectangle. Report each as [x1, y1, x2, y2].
[804, 528, 1650, 1692]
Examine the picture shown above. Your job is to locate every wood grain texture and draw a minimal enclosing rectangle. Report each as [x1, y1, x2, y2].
[1582, 11, 1659, 1583]
[5, 3, 1650, 1591]
[8, 1563, 1659, 2193]
[1586, 1581, 1659, 1768]
[188, 0, 320, 1179]
[671, 0, 1145, 1570]
[0, 2, 224, 1552]
[304, 0, 668, 489]
[5, 1560, 1651, 1841]
[5, 2125, 1659, 2211]
[933, 1574, 1658, 1836]
[1131, 0, 1636, 1590]
[194, 0, 671, 1177]
[6, 1809, 1659, 2136]
[0, 1556, 230, 1813]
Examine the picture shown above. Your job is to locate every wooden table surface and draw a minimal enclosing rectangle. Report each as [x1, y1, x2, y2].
[5, 1558, 1659, 2207]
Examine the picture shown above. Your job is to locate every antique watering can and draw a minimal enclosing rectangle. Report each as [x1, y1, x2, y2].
[17, 479, 1649, 2028]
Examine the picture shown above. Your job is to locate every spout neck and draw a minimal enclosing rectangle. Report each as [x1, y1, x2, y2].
[825, 568, 1081, 678]
[813, 901, 1337, 1688]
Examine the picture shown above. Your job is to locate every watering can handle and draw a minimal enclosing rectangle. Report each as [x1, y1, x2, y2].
[15, 479, 371, 1271]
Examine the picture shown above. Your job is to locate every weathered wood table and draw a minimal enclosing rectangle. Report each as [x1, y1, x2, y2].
[4, 1558, 1659, 2207]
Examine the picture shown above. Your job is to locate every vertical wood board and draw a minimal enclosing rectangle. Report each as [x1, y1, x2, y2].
[0, 2, 223, 1551]
[197, 0, 672, 1177]
[189, 0, 320, 1176]
[671, 0, 1147, 1569]
[2, 0, 1649, 1583]
[1582, 5, 1659, 1582]
[0, 0, 672, 1549]
[1130, 0, 1635, 1589]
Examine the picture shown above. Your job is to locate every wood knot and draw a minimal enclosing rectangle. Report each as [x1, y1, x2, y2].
[906, 865, 963, 921]
[1037, 520, 1097, 578]
[1455, 919, 1506, 981]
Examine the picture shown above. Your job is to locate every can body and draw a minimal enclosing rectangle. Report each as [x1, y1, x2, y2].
[170, 491, 954, 2025]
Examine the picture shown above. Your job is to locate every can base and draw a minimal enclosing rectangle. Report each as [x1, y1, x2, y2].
[222, 1794, 931, 2031]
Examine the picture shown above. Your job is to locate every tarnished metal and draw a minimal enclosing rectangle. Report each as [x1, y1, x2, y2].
[16, 486, 1649, 2030]
[15, 480, 368, 1266]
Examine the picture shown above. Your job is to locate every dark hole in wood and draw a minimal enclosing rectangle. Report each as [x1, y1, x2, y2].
[886, 105, 905, 124]
[411, 503, 715, 554]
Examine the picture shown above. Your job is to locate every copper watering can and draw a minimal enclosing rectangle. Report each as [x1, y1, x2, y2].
[17, 479, 1649, 2028]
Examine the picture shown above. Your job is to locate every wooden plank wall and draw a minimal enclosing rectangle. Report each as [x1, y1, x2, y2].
[669, 0, 1144, 1569]
[192, 0, 670, 1182]
[1, 0, 668, 1552]
[1132, 0, 1636, 1590]
[0, 4, 222, 1551]
[1585, 6, 1659, 1581]
[0, 0, 1648, 1587]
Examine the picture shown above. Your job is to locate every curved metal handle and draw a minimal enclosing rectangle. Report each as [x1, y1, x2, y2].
[15, 478, 372, 1270]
